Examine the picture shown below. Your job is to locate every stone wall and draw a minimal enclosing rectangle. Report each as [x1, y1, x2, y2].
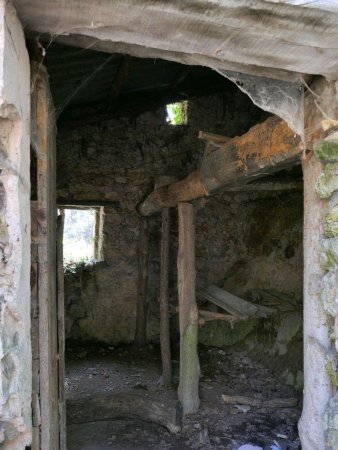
[57, 90, 303, 385]
[58, 91, 266, 340]
[0, 2, 32, 448]
[191, 189, 303, 389]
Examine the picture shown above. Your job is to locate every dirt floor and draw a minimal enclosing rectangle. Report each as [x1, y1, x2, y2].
[65, 343, 301, 450]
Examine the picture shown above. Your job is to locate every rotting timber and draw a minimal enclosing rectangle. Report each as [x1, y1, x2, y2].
[139, 116, 302, 216]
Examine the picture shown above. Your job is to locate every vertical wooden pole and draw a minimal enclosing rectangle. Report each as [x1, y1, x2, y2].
[31, 201, 41, 450]
[177, 202, 200, 414]
[160, 207, 172, 385]
[94, 208, 100, 259]
[57, 211, 66, 450]
[135, 216, 149, 345]
[31, 62, 59, 450]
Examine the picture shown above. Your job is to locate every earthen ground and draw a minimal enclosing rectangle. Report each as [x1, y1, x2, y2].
[66, 343, 301, 450]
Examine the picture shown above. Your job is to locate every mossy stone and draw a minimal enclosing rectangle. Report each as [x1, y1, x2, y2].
[321, 269, 338, 316]
[325, 206, 338, 238]
[198, 318, 258, 347]
[324, 393, 338, 450]
[321, 239, 338, 270]
[315, 140, 338, 163]
[316, 163, 338, 198]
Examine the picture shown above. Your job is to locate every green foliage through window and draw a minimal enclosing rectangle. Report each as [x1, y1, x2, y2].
[166, 101, 188, 125]
[63, 208, 95, 265]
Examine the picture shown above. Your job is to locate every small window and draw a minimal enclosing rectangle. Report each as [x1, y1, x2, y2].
[166, 101, 188, 125]
[62, 207, 103, 265]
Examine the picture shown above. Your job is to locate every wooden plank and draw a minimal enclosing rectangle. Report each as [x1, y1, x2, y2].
[198, 309, 245, 324]
[110, 55, 132, 101]
[224, 179, 303, 192]
[159, 207, 172, 385]
[221, 394, 298, 408]
[93, 207, 104, 260]
[134, 216, 149, 345]
[170, 66, 192, 91]
[197, 285, 276, 318]
[31, 61, 59, 450]
[139, 116, 302, 215]
[177, 203, 199, 415]
[57, 211, 66, 450]
[31, 202, 40, 450]
[57, 198, 121, 207]
[198, 130, 231, 145]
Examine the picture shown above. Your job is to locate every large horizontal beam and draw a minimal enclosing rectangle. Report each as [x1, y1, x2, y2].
[14, 1, 338, 80]
[139, 116, 302, 216]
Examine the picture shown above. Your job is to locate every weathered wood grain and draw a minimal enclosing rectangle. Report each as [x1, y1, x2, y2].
[197, 285, 276, 319]
[14, 1, 338, 80]
[159, 207, 172, 385]
[31, 61, 59, 450]
[177, 203, 200, 415]
[221, 394, 298, 408]
[134, 216, 149, 345]
[139, 116, 302, 215]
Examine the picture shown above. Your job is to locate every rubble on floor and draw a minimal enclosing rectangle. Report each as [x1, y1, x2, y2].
[66, 343, 301, 450]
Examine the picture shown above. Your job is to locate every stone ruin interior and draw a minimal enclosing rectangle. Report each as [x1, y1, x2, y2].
[33, 41, 304, 450]
[3, 2, 338, 450]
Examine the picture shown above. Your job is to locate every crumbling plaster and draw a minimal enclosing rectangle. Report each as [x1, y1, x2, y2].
[0, 1, 31, 449]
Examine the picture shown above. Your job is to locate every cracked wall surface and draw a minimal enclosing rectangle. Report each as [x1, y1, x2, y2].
[299, 80, 338, 450]
[0, 1, 31, 449]
[315, 140, 338, 450]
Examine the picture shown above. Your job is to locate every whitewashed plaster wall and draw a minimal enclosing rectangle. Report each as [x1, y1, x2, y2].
[0, 1, 31, 448]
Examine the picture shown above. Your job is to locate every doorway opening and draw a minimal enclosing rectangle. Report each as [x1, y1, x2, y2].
[41, 41, 303, 450]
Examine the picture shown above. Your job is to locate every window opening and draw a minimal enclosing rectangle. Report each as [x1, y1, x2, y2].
[63, 207, 103, 265]
[166, 100, 188, 125]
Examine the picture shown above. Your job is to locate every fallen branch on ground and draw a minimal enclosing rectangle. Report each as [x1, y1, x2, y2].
[221, 394, 298, 408]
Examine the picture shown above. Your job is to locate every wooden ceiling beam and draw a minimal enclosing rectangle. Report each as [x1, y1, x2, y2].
[110, 55, 133, 102]
[198, 131, 231, 146]
[138, 116, 303, 216]
[170, 66, 193, 92]
[19, 0, 337, 81]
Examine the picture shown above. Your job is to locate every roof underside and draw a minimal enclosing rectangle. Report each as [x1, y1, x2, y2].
[43, 43, 236, 124]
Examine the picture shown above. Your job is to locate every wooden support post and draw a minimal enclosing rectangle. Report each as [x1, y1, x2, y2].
[31, 62, 60, 450]
[135, 216, 149, 345]
[57, 211, 66, 450]
[159, 207, 172, 385]
[177, 203, 200, 414]
[31, 201, 41, 450]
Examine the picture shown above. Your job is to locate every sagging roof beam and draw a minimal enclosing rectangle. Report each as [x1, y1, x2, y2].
[139, 116, 302, 216]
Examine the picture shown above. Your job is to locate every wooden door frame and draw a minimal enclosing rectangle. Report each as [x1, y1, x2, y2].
[30, 61, 66, 450]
